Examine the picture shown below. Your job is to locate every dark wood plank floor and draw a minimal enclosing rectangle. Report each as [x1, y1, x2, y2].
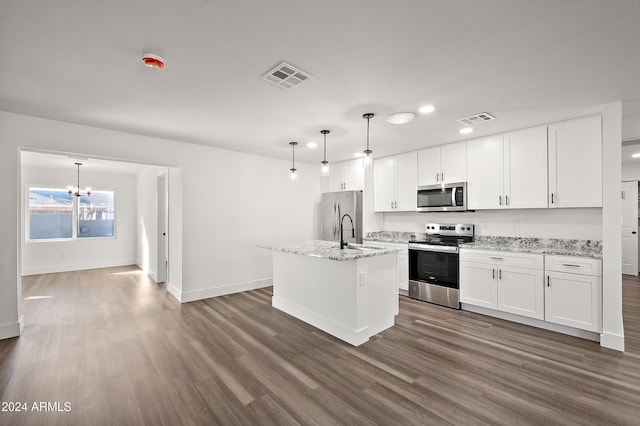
[1, 266, 639, 425]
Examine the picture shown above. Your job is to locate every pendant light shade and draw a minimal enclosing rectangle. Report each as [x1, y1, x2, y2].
[320, 130, 330, 177]
[289, 141, 298, 180]
[362, 113, 374, 168]
[67, 162, 91, 197]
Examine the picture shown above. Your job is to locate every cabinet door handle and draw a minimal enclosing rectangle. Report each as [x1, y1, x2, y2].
[436, 172, 439, 182]
[441, 172, 444, 182]
[547, 276, 550, 287]
[492, 269, 495, 279]
[391, 201, 394, 209]
[499, 195, 502, 205]
[505, 195, 509, 205]
[499, 269, 502, 280]
[562, 264, 581, 268]
[551, 193, 555, 204]
[490, 257, 503, 261]
[622, 190, 626, 200]
[394, 201, 398, 208]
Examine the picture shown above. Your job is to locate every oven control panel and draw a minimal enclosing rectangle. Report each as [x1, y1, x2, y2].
[425, 223, 474, 237]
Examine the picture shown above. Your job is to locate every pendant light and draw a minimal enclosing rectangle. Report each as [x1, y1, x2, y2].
[67, 162, 91, 197]
[362, 113, 375, 168]
[289, 141, 298, 180]
[320, 130, 330, 177]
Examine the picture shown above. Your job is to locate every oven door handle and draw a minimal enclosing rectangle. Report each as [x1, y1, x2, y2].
[408, 244, 459, 253]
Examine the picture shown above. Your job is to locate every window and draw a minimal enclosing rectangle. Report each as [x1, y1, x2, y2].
[28, 187, 115, 240]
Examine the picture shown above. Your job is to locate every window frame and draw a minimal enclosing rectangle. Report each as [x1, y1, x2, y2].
[26, 185, 117, 243]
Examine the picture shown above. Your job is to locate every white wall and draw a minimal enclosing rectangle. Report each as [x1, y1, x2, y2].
[0, 110, 320, 340]
[376, 208, 602, 240]
[21, 165, 137, 275]
[622, 161, 640, 180]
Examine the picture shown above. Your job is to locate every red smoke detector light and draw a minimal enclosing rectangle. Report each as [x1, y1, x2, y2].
[142, 53, 164, 68]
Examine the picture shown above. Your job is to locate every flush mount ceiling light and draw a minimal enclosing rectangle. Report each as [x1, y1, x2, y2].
[306, 142, 317, 149]
[386, 112, 416, 124]
[459, 127, 474, 135]
[320, 130, 330, 177]
[419, 105, 436, 114]
[362, 113, 375, 168]
[142, 53, 165, 68]
[289, 141, 298, 180]
[67, 162, 91, 197]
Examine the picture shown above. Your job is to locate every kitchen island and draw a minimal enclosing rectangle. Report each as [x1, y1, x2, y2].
[259, 240, 399, 346]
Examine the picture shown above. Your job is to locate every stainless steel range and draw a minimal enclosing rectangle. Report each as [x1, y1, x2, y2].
[408, 223, 474, 309]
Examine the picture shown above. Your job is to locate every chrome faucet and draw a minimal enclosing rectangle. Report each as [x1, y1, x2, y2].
[340, 213, 355, 249]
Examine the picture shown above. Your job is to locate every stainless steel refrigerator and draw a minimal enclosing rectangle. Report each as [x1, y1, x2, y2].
[321, 190, 363, 244]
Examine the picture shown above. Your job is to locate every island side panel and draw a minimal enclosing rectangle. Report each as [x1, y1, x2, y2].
[272, 251, 363, 344]
[356, 253, 397, 338]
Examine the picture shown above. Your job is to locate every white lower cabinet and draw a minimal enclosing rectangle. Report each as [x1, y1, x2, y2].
[363, 240, 408, 292]
[459, 261, 497, 309]
[461, 250, 603, 334]
[460, 249, 544, 320]
[544, 256, 602, 333]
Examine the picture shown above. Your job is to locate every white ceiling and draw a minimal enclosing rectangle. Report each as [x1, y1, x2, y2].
[2, 0, 640, 166]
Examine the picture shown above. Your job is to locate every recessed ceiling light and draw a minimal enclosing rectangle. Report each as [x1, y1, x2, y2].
[419, 105, 436, 114]
[386, 112, 416, 124]
[459, 127, 473, 135]
[306, 142, 317, 148]
[632, 153, 640, 158]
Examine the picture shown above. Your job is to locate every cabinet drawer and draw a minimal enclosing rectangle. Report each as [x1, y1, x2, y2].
[363, 240, 408, 254]
[545, 255, 601, 276]
[460, 249, 543, 269]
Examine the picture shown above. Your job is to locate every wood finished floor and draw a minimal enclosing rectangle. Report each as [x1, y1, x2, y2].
[1, 266, 639, 425]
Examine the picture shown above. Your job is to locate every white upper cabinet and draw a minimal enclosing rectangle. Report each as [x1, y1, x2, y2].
[373, 152, 417, 212]
[467, 126, 547, 210]
[548, 115, 602, 208]
[417, 141, 467, 186]
[325, 159, 364, 193]
[503, 126, 548, 208]
[467, 135, 504, 209]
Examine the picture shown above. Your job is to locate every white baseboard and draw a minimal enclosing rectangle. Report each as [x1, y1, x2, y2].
[272, 295, 370, 346]
[462, 304, 600, 342]
[135, 263, 158, 283]
[600, 331, 625, 351]
[180, 278, 273, 303]
[0, 318, 21, 340]
[22, 259, 137, 276]
[166, 282, 182, 302]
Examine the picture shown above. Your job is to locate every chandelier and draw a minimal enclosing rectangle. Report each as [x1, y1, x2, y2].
[67, 162, 91, 197]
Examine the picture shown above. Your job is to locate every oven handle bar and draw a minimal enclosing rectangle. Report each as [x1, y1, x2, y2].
[408, 244, 459, 253]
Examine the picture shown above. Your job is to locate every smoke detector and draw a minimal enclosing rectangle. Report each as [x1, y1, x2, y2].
[457, 112, 495, 126]
[261, 61, 313, 90]
[142, 53, 164, 68]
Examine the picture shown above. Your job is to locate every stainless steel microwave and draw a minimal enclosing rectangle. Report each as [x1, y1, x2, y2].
[416, 182, 467, 212]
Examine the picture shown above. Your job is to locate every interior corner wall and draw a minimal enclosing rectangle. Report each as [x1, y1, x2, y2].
[0, 110, 320, 340]
[21, 166, 137, 275]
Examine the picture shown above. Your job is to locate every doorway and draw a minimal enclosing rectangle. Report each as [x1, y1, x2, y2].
[621, 180, 638, 276]
[157, 173, 168, 283]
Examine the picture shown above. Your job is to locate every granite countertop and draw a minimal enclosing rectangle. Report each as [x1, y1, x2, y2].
[258, 240, 400, 261]
[460, 236, 602, 259]
[363, 231, 415, 244]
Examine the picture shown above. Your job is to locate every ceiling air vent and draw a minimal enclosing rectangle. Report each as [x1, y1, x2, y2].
[261, 61, 313, 90]
[457, 112, 496, 126]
